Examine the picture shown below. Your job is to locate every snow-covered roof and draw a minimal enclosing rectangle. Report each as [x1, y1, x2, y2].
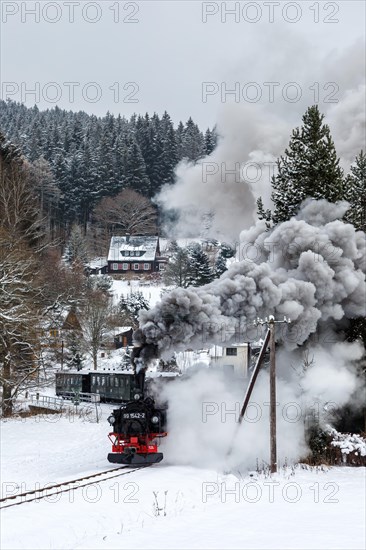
[87, 257, 108, 269]
[113, 326, 133, 334]
[108, 236, 159, 262]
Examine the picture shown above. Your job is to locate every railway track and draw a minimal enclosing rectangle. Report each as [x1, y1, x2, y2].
[0, 464, 149, 510]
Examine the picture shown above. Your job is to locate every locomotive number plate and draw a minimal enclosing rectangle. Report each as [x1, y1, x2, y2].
[123, 412, 145, 419]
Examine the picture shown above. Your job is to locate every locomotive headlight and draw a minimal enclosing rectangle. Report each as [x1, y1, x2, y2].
[107, 415, 115, 425]
[151, 415, 159, 424]
[134, 393, 142, 401]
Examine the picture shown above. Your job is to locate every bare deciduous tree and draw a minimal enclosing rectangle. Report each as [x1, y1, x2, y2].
[93, 189, 157, 237]
[0, 228, 43, 415]
[0, 134, 45, 415]
[80, 289, 112, 370]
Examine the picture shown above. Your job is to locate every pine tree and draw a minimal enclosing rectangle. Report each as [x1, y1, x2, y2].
[204, 128, 217, 155]
[182, 117, 205, 162]
[66, 331, 85, 371]
[344, 150, 366, 232]
[119, 291, 149, 323]
[124, 139, 151, 195]
[256, 197, 272, 229]
[219, 242, 235, 259]
[271, 105, 344, 223]
[344, 151, 366, 357]
[187, 243, 214, 287]
[214, 252, 227, 278]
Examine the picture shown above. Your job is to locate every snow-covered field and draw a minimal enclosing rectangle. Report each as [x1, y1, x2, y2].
[111, 279, 164, 308]
[1, 415, 365, 550]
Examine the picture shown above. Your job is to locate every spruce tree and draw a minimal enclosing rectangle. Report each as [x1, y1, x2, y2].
[271, 105, 344, 223]
[187, 243, 214, 287]
[344, 150, 366, 232]
[124, 139, 151, 195]
[182, 118, 205, 162]
[344, 151, 366, 355]
[119, 291, 149, 323]
[256, 197, 272, 229]
[214, 252, 227, 278]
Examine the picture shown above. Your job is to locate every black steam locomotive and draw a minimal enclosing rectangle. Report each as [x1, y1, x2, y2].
[107, 344, 169, 466]
[107, 395, 167, 465]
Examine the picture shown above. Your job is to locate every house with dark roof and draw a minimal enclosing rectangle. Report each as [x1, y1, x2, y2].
[107, 235, 166, 276]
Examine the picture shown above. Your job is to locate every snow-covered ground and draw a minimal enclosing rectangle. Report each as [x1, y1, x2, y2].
[111, 278, 164, 308]
[1, 415, 365, 550]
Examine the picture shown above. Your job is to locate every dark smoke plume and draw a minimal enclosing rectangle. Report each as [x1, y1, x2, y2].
[134, 200, 366, 362]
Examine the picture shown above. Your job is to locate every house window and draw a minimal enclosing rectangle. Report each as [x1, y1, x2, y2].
[159, 264, 165, 271]
[133, 264, 139, 270]
[226, 348, 237, 356]
[112, 263, 118, 271]
[122, 263, 129, 270]
[49, 329, 59, 338]
[143, 263, 150, 270]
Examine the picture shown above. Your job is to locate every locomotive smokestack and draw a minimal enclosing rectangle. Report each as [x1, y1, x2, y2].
[131, 339, 159, 394]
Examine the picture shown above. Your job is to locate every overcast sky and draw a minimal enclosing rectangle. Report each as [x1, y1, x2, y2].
[1, 0, 365, 128]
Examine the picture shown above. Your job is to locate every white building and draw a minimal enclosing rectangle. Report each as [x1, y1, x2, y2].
[209, 343, 250, 378]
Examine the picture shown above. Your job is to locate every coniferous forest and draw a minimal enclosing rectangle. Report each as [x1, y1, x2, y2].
[0, 99, 217, 233]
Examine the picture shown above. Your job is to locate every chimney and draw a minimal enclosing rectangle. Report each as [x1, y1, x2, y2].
[126, 232, 130, 244]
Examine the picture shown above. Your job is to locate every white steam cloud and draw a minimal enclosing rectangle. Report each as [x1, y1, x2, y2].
[157, 39, 365, 241]
[154, 341, 364, 470]
[159, 369, 308, 470]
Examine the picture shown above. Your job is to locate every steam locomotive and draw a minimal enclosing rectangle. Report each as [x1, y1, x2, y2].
[107, 344, 169, 466]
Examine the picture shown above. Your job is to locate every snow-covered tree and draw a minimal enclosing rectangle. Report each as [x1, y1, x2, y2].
[64, 224, 88, 267]
[344, 150, 366, 232]
[86, 274, 113, 294]
[0, 134, 44, 415]
[219, 242, 235, 259]
[214, 252, 227, 278]
[271, 105, 344, 223]
[66, 330, 85, 371]
[187, 243, 214, 286]
[256, 197, 272, 229]
[0, 235, 41, 415]
[119, 291, 150, 324]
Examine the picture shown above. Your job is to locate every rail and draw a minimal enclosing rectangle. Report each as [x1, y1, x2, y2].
[0, 465, 149, 510]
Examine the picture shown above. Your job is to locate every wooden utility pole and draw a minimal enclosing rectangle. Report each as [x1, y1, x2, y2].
[254, 315, 291, 473]
[269, 317, 277, 473]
